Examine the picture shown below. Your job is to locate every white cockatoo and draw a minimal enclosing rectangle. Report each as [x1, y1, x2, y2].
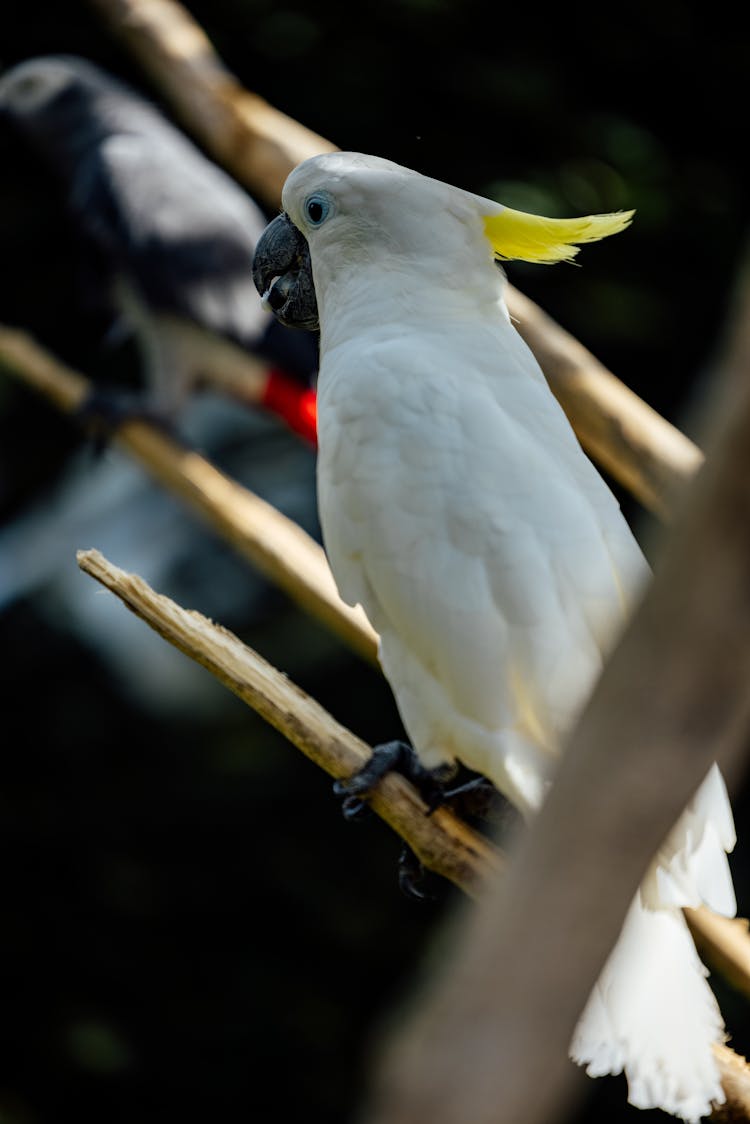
[252, 151, 737, 1121]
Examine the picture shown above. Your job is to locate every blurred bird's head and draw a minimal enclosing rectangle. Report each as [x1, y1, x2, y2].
[252, 151, 634, 332]
[0, 55, 160, 166]
[1, 56, 100, 140]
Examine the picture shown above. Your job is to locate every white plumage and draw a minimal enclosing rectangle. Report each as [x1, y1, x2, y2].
[276, 151, 737, 1119]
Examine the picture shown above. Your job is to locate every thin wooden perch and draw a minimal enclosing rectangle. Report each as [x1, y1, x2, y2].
[76, 546, 750, 1119]
[88, 0, 703, 518]
[0, 325, 377, 664]
[76, 547, 500, 892]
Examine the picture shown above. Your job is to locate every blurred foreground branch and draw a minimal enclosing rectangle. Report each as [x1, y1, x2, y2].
[0, 325, 377, 664]
[361, 336, 750, 1124]
[76, 547, 500, 892]
[89, 0, 703, 519]
[76, 547, 750, 1119]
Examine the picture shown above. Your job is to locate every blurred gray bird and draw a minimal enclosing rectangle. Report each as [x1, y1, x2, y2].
[0, 54, 317, 431]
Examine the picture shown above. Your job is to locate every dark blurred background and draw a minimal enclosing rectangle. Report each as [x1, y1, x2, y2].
[1, 2, 749, 1122]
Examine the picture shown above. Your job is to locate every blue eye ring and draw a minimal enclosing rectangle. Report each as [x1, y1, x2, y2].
[304, 193, 331, 226]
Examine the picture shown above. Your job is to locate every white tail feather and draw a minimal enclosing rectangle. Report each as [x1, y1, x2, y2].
[643, 764, 736, 915]
[571, 898, 726, 1120]
[571, 766, 736, 1121]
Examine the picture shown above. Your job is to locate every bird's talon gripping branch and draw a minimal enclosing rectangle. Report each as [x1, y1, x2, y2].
[436, 772, 512, 823]
[334, 744, 457, 896]
[333, 740, 458, 819]
[332, 740, 411, 815]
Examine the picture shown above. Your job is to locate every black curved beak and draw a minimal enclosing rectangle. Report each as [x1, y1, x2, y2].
[252, 213, 319, 331]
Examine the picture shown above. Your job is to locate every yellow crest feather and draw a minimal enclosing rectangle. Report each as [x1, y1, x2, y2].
[483, 206, 635, 265]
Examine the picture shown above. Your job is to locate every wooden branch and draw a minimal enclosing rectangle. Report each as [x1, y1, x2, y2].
[361, 339, 750, 1124]
[688, 910, 750, 1003]
[712, 1047, 750, 1122]
[76, 546, 750, 1119]
[505, 287, 704, 519]
[0, 325, 377, 664]
[76, 547, 501, 892]
[87, 0, 703, 519]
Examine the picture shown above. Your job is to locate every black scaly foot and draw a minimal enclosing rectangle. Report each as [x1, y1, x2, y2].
[333, 740, 457, 821]
[396, 768, 515, 902]
[334, 748, 521, 903]
[334, 741, 460, 904]
[441, 773, 503, 818]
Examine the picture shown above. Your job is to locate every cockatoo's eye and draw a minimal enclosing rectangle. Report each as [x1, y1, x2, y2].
[304, 193, 331, 226]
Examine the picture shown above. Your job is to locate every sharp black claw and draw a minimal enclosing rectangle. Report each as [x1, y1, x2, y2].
[340, 794, 371, 821]
[397, 844, 442, 903]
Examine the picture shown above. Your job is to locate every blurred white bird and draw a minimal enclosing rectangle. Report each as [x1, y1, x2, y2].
[253, 151, 737, 1121]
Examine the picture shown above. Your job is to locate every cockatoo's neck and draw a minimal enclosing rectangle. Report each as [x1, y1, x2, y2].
[313, 253, 511, 354]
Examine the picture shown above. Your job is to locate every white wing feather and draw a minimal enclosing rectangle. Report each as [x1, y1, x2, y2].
[318, 323, 647, 798]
